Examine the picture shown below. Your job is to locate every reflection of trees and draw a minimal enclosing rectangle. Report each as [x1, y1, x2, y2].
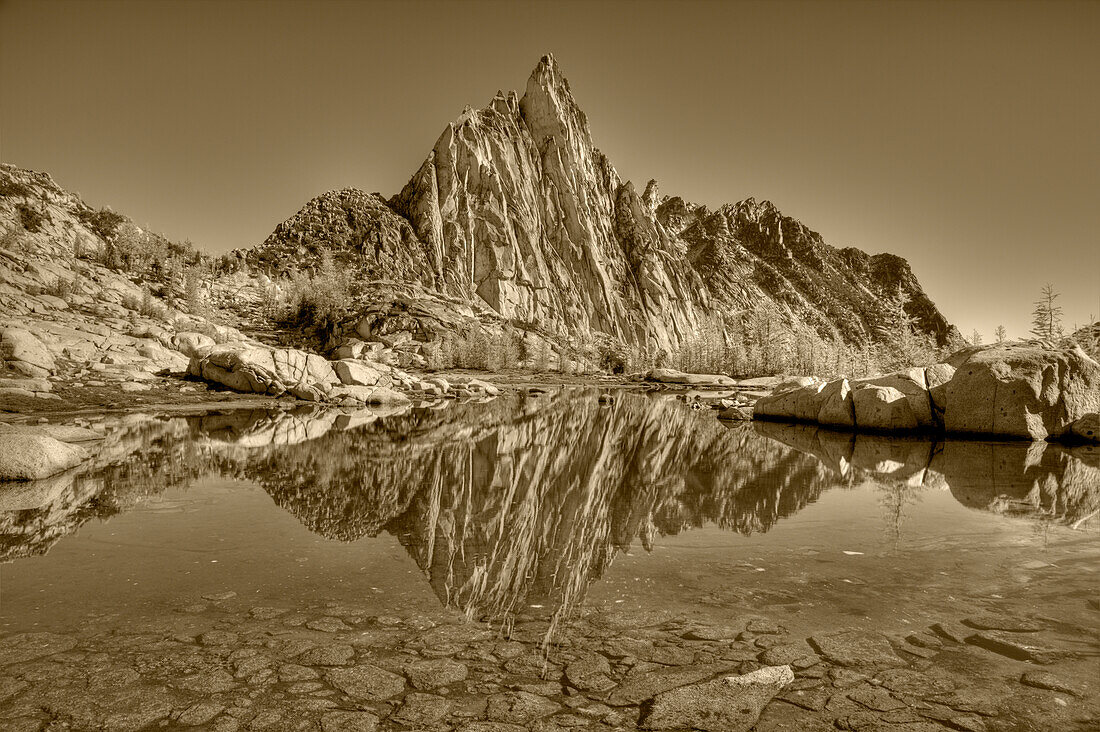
[877, 482, 923, 549]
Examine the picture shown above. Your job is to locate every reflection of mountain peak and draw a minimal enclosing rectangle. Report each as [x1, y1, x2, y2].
[4, 395, 1097, 623]
[247, 393, 839, 619]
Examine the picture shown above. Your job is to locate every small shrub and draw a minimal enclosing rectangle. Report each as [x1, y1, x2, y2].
[44, 274, 80, 300]
[560, 333, 594, 374]
[439, 338, 456, 369]
[183, 264, 208, 317]
[272, 252, 354, 347]
[597, 339, 629, 374]
[105, 223, 169, 275]
[421, 340, 446, 371]
[0, 177, 31, 198]
[168, 238, 202, 266]
[456, 329, 491, 370]
[533, 339, 552, 372]
[72, 233, 97, 260]
[121, 288, 169, 321]
[76, 207, 126, 241]
[16, 203, 46, 233]
[487, 328, 524, 370]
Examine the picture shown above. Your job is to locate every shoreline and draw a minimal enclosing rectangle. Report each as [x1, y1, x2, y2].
[0, 370, 746, 422]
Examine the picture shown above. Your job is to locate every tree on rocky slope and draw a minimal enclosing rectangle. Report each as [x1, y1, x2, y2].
[994, 325, 1008, 343]
[1031, 284, 1064, 341]
[875, 288, 936, 371]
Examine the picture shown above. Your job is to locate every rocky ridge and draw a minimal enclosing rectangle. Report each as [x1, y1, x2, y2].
[0, 165, 254, 396]
[243, 54, 958, 358]
[4, 393, 1096, 610]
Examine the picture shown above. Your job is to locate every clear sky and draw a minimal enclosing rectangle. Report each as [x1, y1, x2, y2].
[2, 0, 1097, 341]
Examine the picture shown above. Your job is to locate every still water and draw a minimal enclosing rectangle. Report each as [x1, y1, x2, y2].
[1, 389, 1097, 730]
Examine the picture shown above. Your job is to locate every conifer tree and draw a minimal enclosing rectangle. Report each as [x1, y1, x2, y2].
[876, 288, 930, 369]
[1030, 284, 1064, 341]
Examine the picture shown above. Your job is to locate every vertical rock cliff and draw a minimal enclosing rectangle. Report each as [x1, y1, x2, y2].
[388, 55, 710, 350]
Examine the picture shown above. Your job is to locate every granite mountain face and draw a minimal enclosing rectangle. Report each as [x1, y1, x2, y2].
[250, 54, 956, 352]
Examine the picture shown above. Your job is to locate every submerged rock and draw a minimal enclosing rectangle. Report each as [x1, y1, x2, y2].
[485, 691, 560, 724]
[641, 664, 794, 731]
[0, 631, 77, 665]
[320, 710, 380, 732]
[808, 630, 906, 668]
[405, 658, 469, 690]
[607, 662, 739, 705]
[326, 664, 405, 701]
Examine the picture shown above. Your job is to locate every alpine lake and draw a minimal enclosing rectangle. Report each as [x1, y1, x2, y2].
[1, 388, 1097, 732]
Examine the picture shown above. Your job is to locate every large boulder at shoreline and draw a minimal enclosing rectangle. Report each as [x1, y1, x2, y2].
[753, 342, 1100, 441]
[0, 433, 89, 481]
[188, 343, 429, 406]
[852, 367, 936, 429]
[188, 344, 340, 396]
[646, 368, 737, 387]
[333, 360, 390, 388]
[943, 342, 1100, 440]
[1067, 413, 1099, 443]
[753, 380, 826, 421]
[816, 379, 855, 427]
[851, 384, 919, 431]
[331, 384, 411, 406]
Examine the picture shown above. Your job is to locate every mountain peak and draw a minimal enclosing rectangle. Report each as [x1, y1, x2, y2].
[358, 55, 955, 350]
[529, 53, 561, 83]
[519, 53, 594, 154]
[524, 52, 573, 102]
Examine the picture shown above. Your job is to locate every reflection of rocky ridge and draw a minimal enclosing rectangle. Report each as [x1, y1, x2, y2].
[4, 395, 1097, 622]
[207, 392, 840, 620]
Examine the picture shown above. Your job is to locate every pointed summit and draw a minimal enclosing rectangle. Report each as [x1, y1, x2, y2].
[520, 53, 593, 152]
[528, 53, 566, 91]
[522, 52, 575, 108]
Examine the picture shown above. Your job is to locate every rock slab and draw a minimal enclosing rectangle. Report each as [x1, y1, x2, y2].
[642, 664, 794, 731]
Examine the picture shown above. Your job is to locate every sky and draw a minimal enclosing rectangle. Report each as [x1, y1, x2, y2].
[1, 0, 1097, 341]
